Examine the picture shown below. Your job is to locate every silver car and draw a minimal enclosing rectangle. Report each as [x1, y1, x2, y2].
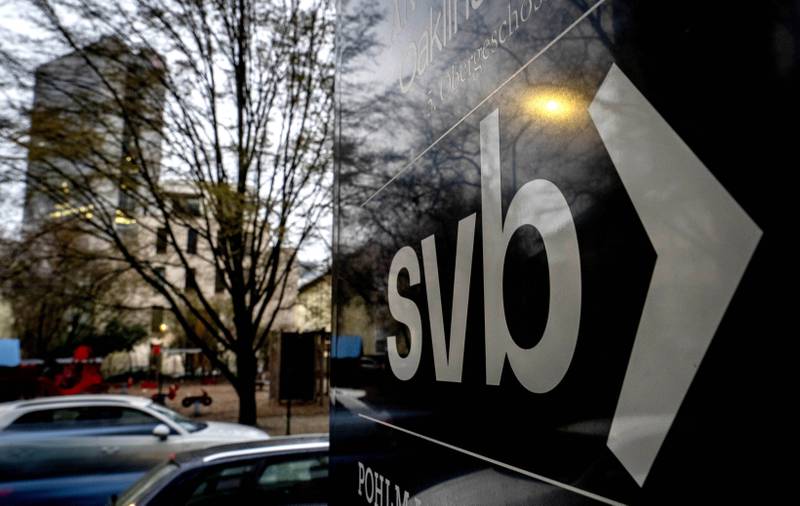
[0, 394, 269, 480]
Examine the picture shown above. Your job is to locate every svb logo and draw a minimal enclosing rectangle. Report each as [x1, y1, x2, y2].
[385, 109, 581, 394]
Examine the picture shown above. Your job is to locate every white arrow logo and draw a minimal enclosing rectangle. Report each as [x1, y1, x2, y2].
[589, 64, 762, 486]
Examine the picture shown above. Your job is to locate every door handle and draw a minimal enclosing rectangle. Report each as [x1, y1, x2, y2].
[100, 446, 120, 455]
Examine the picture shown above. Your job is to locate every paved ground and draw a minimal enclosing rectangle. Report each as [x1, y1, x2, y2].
[119, 380, 329, 436]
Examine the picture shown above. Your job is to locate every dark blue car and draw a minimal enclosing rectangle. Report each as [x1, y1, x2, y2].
[113, 434, 329, 506]
[0, 471, 144, 506]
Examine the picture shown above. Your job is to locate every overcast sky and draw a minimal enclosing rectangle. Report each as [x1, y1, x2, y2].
[1, 1, 67, 238]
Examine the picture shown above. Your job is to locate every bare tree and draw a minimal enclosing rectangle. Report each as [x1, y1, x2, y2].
[0, 228, 144, 358]
[0, 0, 333, 425]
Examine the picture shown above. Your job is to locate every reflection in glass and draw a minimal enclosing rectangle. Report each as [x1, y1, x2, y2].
[524, 86, 586, 125]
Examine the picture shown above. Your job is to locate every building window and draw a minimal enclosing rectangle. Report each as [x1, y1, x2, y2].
[172, 196, 201, 217]
[151, 307, 164, 333]
[186, 197, 201, 217]
[185, 268, 197, 291]
[156, 227, 167, 254]
[215, 267, 225, 293]
[187, 228, 198, 254]
[217, 231, 227, 255]
[118, 189, 136, 216]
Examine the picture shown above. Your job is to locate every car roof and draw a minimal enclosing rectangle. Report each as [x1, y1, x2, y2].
[175, 434, 329, 466]
[0, 394, 152, 412]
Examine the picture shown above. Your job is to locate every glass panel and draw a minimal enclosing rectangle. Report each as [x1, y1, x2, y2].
[149, 403, 207, 433]
[255, 455, 328, 505]
[257, 456, 328, 489]
[333, 0, 791, 504]
[9, 406, 160, 434]
[181, 463, 255, 506]
[116, 462, 180, 506]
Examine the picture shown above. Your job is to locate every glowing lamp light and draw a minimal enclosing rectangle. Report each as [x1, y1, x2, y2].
[525, 87, 584, 123]
[114, 215, 137, 225]
[159, 323, 168, 333]
[114, 209, 137, 225]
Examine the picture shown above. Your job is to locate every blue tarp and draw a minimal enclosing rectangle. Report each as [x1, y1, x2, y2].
[332, 335, 362, 359]
[0, 339, 20, 367]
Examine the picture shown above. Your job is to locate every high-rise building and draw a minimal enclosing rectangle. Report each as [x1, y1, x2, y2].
[23, 36, 166, 228]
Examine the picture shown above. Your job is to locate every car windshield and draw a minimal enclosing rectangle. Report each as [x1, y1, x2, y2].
[114, 461, 179, 506]
[149, 403, 207, 433]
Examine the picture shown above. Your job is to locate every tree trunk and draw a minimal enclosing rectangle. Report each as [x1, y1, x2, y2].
[235, 350, 258, 426]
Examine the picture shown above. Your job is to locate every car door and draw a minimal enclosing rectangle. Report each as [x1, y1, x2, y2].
[0, 406, 104, 479]
[0, 404, 180, 477]
[77, 404, 180, 472]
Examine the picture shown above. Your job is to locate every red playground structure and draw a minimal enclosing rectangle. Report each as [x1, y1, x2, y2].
[0, 345, 108, 401]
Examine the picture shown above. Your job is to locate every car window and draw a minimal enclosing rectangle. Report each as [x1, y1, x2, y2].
[7, 408, 60, 427]
[256, 454, 328, 505]
[116, 461, 180, 506]
[149, 402, 207, 433]
[8, 407, 81, 430]
[8, 406, 162, 435]
[180, 463, 257, 506]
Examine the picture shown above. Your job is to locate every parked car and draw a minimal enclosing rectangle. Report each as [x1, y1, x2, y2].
[0, 471, 145, 506]
[113, 434, 329, 506]
[0, 395, 269, 481]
